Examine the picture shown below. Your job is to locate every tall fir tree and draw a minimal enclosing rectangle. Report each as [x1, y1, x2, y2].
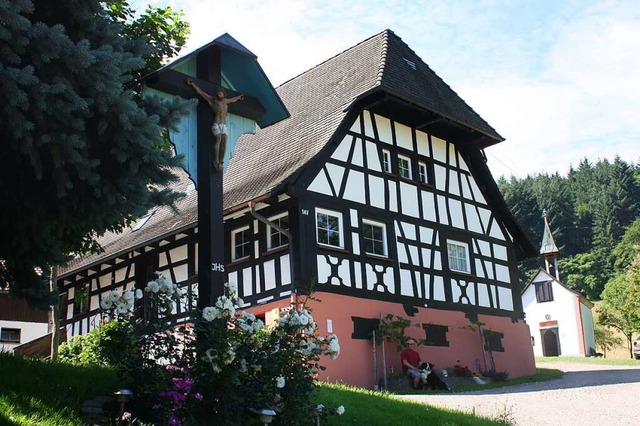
[0, 0, 191, 306]
[500, 156, 640, 299]
[567, 159, 595, 250]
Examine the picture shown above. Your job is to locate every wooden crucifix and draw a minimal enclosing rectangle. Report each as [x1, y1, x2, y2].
[143, 33, 288, 309]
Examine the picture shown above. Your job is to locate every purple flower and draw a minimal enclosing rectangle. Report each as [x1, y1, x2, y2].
[168, 415, 182, 426]
[194, 392, 203, 401]
[166, 364, 176, 371]
[121, 412, 132, 420]
[172, 377, 194, 393]
[160, 390, 187, 406]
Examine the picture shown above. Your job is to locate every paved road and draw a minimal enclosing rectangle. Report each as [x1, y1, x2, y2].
[399, 361, 640, 425]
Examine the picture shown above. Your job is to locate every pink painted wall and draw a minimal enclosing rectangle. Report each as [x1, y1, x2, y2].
[247, 292, 536, 388]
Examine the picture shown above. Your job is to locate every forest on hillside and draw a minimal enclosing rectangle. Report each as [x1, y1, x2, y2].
[497, 156, 640, 301]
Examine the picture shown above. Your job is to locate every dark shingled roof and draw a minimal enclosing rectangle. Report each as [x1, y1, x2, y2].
[61, 29, 517, 276]
[59, 172, 197, 276]
[224, 29, 503, 209]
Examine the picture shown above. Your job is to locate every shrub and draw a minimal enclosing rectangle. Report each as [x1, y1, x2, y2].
[91, 276, 340, 425]
[59, 321, 133, 366]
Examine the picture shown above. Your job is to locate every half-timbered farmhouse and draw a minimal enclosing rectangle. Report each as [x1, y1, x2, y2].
[58, 30, 538, 387]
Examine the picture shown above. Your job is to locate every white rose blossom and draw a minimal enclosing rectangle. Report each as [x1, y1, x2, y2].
[146, 281, 159, 293]
[109, 290, 121, 303]
[327, 334, 340, 360]
[135, 289, 143, 299]
[336, 406, 345, 415]
[116, 300, 129, 314]
[100, 298, 113, 310]
[239, 358, 248, 373]
[202, 307, 220, 322]
[275, 375, 285, 388]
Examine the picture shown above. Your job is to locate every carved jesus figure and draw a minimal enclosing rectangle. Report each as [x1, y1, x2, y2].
[186, 78, 244, 172]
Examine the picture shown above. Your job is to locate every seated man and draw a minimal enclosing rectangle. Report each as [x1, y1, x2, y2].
[400, 338, 423, 389]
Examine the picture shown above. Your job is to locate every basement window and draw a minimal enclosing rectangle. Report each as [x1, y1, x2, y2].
[484, 330, 505, 352]
[0, 328, 21, 343]
[422, 324, 449, 347]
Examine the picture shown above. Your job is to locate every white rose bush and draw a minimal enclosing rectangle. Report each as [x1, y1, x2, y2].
[187, 285, 342, 425]
[90, 279, 341, 425]
[100, 288, 143, 317]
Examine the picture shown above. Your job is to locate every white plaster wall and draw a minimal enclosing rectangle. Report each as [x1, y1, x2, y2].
[0, 320, 49, 352]
[580, 302, 596, 354]
[522, 277, 583, 357]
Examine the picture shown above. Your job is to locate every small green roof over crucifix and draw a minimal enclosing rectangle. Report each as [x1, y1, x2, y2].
[143, 33, 289, 185]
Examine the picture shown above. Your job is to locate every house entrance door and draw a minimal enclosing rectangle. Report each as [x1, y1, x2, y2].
[541, 327, 561, 356]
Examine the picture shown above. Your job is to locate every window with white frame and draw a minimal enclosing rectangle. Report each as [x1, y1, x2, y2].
[382, 150, 392, 173]
[398, 155, 411, 179]
[267, 213, 289, 250]
[418, 162, 428, 184]
[316, 208, 343, 248]
[232, 226, 252, 260]
[362, 219, 387, 256]
[447, 240, 470, 273]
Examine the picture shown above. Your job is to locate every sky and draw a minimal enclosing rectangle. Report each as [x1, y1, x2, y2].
[148, 0, 639, 179]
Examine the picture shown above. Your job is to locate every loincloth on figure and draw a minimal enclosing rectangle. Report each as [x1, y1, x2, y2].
[211, 123, 228, 135]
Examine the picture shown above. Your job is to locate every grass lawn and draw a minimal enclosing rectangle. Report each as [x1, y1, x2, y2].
[535, 356, 640, 367]
[0, 352, 562, 425]
[315, 383, 501, 425]
[0, 352, 119, 426]
[382, 368, 563, 394]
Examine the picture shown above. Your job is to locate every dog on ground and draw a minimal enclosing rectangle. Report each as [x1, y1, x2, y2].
[417, 362, 450, 391]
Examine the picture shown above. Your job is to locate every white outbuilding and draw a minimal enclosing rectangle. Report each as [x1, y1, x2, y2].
[522, 211, 596, 357]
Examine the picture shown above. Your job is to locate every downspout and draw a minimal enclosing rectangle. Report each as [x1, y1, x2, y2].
[248, 202, 298, 309]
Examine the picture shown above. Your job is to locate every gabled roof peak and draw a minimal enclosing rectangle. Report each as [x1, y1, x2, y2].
[278, 29, 391, 88]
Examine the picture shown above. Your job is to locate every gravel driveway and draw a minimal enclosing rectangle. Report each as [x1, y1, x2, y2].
[399, 361, 640, 425]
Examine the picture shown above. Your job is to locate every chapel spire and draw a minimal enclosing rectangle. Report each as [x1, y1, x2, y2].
[540, 209, 560, 280]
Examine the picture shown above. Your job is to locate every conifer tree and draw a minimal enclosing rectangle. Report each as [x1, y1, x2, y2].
[0, 0, 190, 306]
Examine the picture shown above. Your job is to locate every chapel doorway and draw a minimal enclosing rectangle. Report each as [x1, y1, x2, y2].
[541, 327, 561, 356]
